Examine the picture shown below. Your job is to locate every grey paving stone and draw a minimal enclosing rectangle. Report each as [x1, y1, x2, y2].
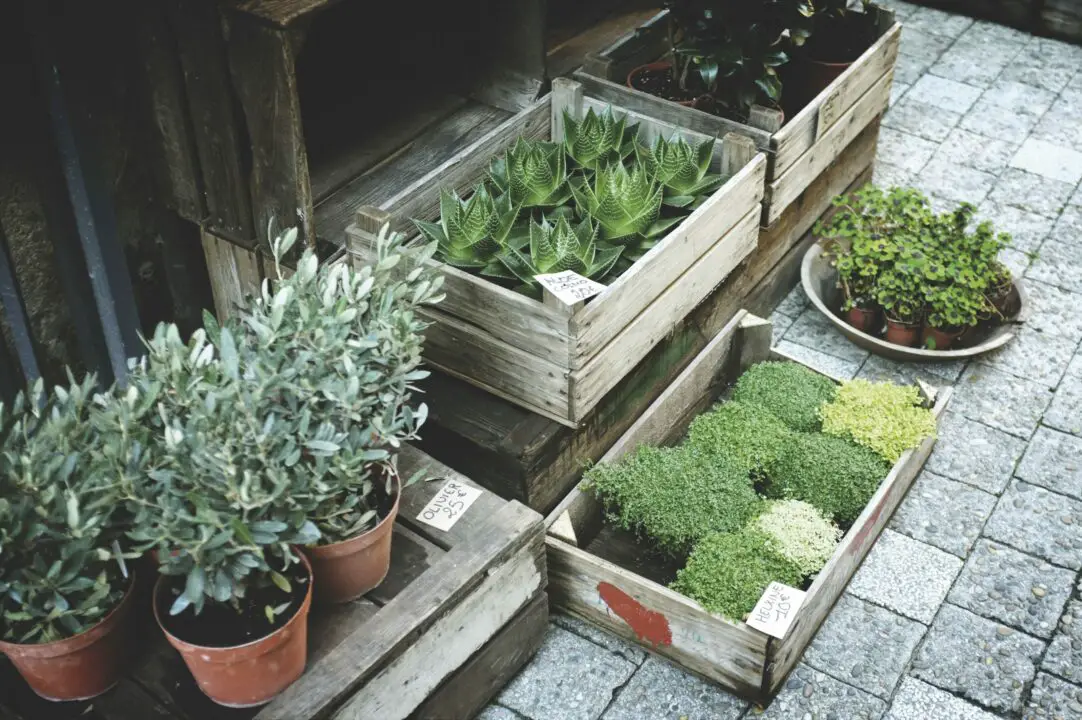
[872, 162, 916, 189]
[987, 168, 1078, 218]
[496, 626, 637, 720]
[906, 74, 983, 114]
[951, 364, 1053, 438]
[1017, 427, 1082, 500]
[848, 529, 963, 623]
[601, 657, 747, 720]
[769, 311, 793, 347]
[984, 480, 1082, 570]
[938, 129, 1020, 176]
[977, 202, 1054, 253]
[915, 156, 997, 205]
[878, 127, 938, 174]
[781, 310, 869, 363]
[1019, 280, 1082, 341]
[803, 594, 926, 699]
[893, 52, 933, 86]
[1031, 96, 1082, 153]
[756, 664, 887, 720]
[978, 326, 1077, 386]
[898, 27, 953, 63]
[910, 604, 1045, 714]
[878, 0, 920, 19]
[889, 81, 910, 108]
[959, 19, 1033, 47]
[930, 39, 1022, 89]
[476, 706, 525, 720]
[884, 677, 1003, 720]
[1045, 354, 1082, 436]
[1001, 38, 1082, 94]
[1043, 599, 1082, 682]
[1011, 137, 1082, 184]
[905, 6, 973, 38]
[1027, 239, 1082, 294]
[773, 284, 809, 318]
[774, 341, 863, 381]
[981, 76, 1058, 115]
[999, 247, 1034, 278]
[551, 614, 646, 666]
[1053, 203, 1082, 246]
[947, 539, 1075, 638]
[883, 96, 961, 143]
[960, 96, 1046, 146]
[890, 470, 997, 557]
[856, 353, 966, 387]
[927, 411, 1027, 494]
[1024, 672, 1082, 720]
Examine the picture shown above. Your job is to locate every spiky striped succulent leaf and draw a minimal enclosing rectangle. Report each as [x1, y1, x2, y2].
[563, 107, 638, 171]
[488, 216, 622, 294]
[412, 185, 520, 269]
[636, 135, 724, 209]
[489, 138, 572, 209]
[569, 161, 674, 243]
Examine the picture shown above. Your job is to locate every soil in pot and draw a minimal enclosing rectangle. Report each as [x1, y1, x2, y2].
[922, 325, 965, 351]
[884, 317, 921, 347]
[0, 573, 137, 702]
[627, 62, 709, 107]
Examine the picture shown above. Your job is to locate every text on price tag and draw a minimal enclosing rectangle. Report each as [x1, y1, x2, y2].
[416, 479, 483, 532]
[746, 582, 807, 639]
[535, 270, 607, 305]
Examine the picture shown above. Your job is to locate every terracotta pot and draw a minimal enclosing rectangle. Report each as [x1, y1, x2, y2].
[626, 61, 705, 108]
[844, 305, 880, 334]
[155, 555, 312, 708]
[0, 575, 137, 702]
[805, 58, 854, 100]
[922, 325, 965, 351]
[305, 475, 401, 604]
[884, 317, 921, 347]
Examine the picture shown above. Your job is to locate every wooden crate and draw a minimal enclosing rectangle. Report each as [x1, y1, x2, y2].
[544, 310, 951, 702]
[346, 78, 767, 428]
[415, 119, 882, 513]
[576, 4, 899, 225]
[0, 446, 547, 720]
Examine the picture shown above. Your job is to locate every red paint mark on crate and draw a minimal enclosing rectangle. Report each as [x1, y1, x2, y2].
[597, 582, 673, 647]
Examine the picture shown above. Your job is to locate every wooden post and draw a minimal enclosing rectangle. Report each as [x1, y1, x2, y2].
[551, 78, 585, 141]
[720, 132, 758, 177]
[748, 105, 785, 134]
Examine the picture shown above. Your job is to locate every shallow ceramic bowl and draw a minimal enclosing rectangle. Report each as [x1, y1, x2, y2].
[801, 241, 1029, 362]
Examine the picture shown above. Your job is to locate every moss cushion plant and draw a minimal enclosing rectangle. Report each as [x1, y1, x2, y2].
[819, 379, 937, 463]
[686, 400, 794, 478]
[753, 500, 841, 576]
[730, 361, 838, 432]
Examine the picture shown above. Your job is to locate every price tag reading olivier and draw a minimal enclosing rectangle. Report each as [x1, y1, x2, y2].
[535, 270, 607, 305]
[416, 479, 483, 532]
[746, 582, 807, 639]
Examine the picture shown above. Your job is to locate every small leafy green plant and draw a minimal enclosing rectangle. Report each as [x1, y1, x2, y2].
[730, 361, 837, 432]
[686, 400, 794, 477]
[819, 379, 936, 463]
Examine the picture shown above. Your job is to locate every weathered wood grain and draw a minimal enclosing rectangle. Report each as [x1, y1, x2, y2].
[228, 0, 343, 27]
[580, 9, 668, 80]
[550, 6, 663, 78]
[201, 230, 263, 320]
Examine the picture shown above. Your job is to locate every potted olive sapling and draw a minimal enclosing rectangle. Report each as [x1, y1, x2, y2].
[237, 226, 443, 604]
[0, 375, 145, 701]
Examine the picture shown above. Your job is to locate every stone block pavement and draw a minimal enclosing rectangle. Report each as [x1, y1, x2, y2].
[481, 3, 1082, 718]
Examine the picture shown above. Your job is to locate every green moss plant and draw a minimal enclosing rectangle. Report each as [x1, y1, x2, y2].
[753, 500, 841, 576]
[584, 445, 761, 554]
[769, 433, 890, 524]
[731, 361, 838, 432]
[686, 400, 794, 477]
[671, 529, 803, 620]
[819, 380, 937, 463]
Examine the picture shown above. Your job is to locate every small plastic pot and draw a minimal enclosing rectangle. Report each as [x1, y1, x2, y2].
[0, 575, 137, 702]
[304, 474, 401, 604]
[922, 325, 965, 351]
[155, 555, 313, 708]
[884, 317, 921, 347]
[844, 305, 880, 334]
[626, 61, 704, 108]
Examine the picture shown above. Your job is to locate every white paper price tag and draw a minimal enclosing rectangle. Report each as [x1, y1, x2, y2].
[416, 480, 483, 532]
[746, 582, 807, 639]
[535, 270, 607, 305]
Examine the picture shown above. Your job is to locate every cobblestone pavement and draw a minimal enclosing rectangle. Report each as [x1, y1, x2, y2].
[482, 3, 1082, 718]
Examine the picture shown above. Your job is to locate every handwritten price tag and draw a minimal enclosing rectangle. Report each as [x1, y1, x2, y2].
[746, 582, 807, 639]
[535, 271, 607, 305]
[416, 480, 483, 532]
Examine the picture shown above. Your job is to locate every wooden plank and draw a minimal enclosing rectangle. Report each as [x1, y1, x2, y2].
[257, 502, 541, 720]
[581, 97, 729, 153]
[227, 0, 343, 27]
[469, 0, 546, 113]
[547, 538, 768, 698]
[227, 20, 314, 248]
[549, 7, 663, 78]
[571, 151, 766, 366]
[200, 230, 263, 320]
[765, 387, 952, 693]
[771, 20, 900, 175]
[571, 71, 772, 150]
[764, 71, 892, 224]
[367, 525, 445, 603]
[569, 207, 761, 420]
[581, 9, 668, 84]
[411, 592, 548, 720]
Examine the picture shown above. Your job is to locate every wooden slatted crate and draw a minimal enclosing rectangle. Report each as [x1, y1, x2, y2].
[0, 446, 547, 720]
[347, 78, 767, 428]
[576, 4, 900, 226]
[544, 311, 950, 702]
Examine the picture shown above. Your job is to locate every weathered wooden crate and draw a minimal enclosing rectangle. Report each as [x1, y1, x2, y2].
[347, 78, 767, 428]
[544, 310, 950, 702]
[577, 4, 899, 225]
[0, 446, 547, 720]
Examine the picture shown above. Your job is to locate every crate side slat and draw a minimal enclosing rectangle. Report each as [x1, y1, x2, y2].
[582, 9, 670, 81]
[580, 97, 723, 157]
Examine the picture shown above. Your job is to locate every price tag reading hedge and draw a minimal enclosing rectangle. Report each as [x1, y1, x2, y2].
[746, 582, 806, 639]
[416, 480, 483, 532]
[535, 271, 607, 305]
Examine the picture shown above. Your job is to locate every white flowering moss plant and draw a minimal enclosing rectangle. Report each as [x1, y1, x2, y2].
[754, 500, 841, 576]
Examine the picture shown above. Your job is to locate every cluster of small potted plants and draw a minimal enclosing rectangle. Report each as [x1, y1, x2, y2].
[413, 107, 723, 297]
[819, 185, 1018, 350]
[585, 361, 935, 619]
[627, 0, 879, 121]
[0, 226, 442, 707]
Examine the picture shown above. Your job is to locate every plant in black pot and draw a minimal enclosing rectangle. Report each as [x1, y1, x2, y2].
[786, 0, 877, 111]
[0, 375, 143, 702]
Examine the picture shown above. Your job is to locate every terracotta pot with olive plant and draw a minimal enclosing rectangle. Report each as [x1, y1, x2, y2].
[0, 376, 146, 702]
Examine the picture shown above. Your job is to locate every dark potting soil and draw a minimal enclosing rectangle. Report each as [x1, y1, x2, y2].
[157, 558, 309, 648]
[630, 66, 703, 104]
[805, 13, 877, 64]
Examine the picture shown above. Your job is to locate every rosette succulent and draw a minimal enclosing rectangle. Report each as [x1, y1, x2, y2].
[490, 215, 622, 294]
[489, 138, 572, 210]
[636, 134, 723, 208]
[412, 184, 520, 270]
[562, 107, 638, 171]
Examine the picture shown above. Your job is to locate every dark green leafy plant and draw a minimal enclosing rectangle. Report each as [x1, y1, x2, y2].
[730, 361, 837, 432]
[412, 185, 520, 270]
[636, 134, 723, 208]
[490, 215, 622, 295]
[562, 107, 637, 171]
[820, 379, 936, 463]
[686, 400, 794, 477]
[489, 138, 573, 210]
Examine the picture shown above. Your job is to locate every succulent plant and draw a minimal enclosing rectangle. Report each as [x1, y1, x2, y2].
[489, 215, 622, 294]
[562, 107, 638, 171]
[413, 185, 520, 270]
[636, 134, 723, 208]
[489, 138, 573, 210]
